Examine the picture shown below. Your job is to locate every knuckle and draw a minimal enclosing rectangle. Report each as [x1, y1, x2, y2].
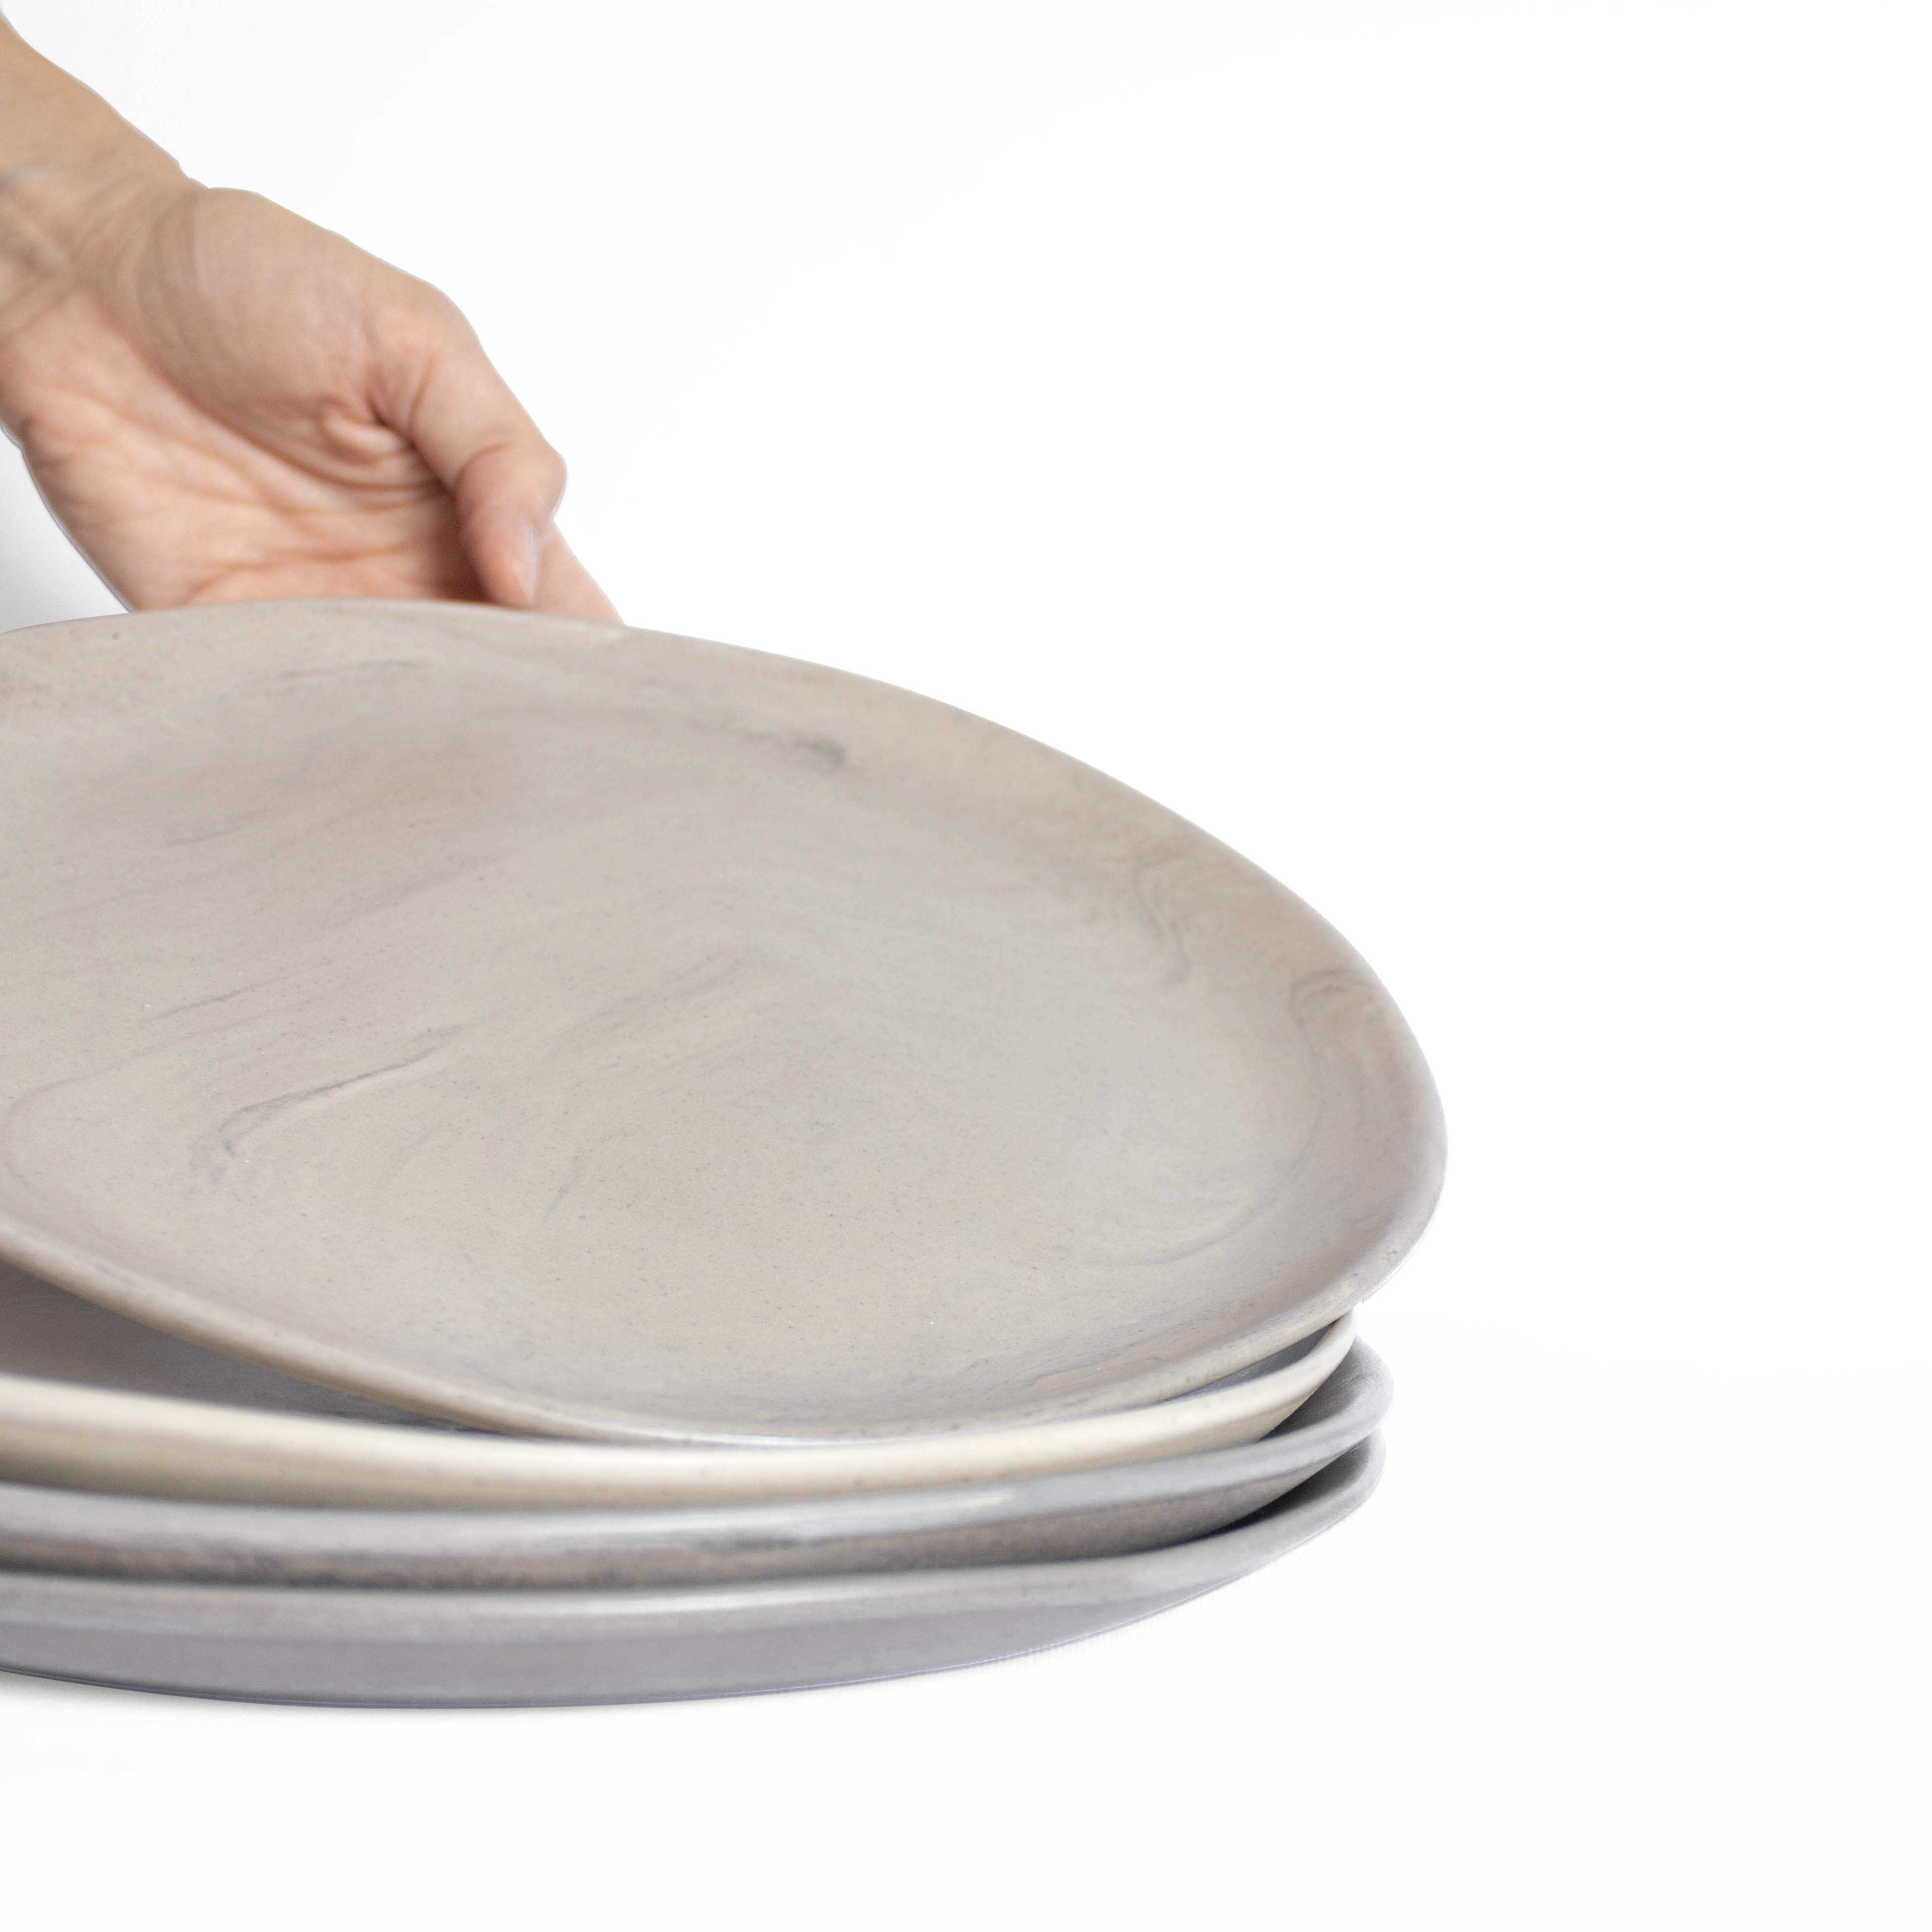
[382, 277, 466, 347]
[532, 441, 568, 496]
[409, 282, 469, 341]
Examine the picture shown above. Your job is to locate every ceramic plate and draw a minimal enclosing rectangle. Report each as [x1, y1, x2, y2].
[0, 602, 1442, 1443]
[0, 1314, 1353, 1509]
[0, 1343, 1388, 1587]
[0, 1254, 450, 1429]
[0, 1439, 1381, 1706]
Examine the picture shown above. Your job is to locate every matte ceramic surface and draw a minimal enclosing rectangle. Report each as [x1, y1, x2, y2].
[0, 1438, 1381, 1706]
[0, 1344, 1387, 1588]
[0, 1316, 1354, 1509]
[0, 602, 1442, 1444]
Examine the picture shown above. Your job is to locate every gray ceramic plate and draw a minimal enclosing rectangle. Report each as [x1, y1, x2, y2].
[0, 1344, 1388, 1588]
[0, 1439, 1382, 1706]
[0, 602, 1442, 1445]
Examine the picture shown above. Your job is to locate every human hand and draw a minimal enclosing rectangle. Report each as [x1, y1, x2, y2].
[0, 30, 615, 619]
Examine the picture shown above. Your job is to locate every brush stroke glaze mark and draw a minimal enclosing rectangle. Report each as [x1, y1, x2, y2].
[195, 1030, 463, 1183]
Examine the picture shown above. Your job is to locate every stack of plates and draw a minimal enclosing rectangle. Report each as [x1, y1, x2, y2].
[0, 603, 1441, 1706]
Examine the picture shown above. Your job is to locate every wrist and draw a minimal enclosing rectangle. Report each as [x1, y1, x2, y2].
[0, 167, 191, 405]
[0, 25, 191, 336]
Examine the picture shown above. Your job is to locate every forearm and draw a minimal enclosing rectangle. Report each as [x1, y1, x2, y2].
[0, 21, 188, 339]
[0, 19, 180, 180]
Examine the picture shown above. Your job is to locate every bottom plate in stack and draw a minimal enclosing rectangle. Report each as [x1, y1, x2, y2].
[0, 1437, 1381, 1706]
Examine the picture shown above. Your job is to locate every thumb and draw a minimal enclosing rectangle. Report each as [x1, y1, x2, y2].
[384, 293, 615, 618]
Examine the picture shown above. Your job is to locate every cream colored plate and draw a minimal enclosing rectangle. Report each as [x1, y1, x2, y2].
[0, 601, 1440, 1443]
[0, 1316, 1354, 1509]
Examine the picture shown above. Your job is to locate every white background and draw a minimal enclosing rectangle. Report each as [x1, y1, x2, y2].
[2, 3, 1924, 1925]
